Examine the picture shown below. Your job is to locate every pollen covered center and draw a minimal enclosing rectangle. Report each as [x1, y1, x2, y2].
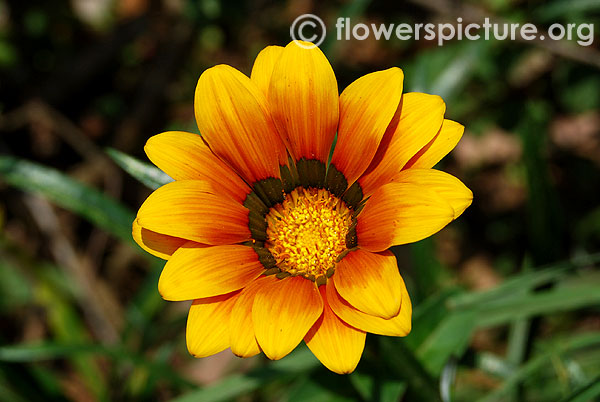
[265, 188, 353, 282]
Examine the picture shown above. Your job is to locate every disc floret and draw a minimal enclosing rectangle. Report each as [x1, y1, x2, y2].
[265, 188, 353, 283]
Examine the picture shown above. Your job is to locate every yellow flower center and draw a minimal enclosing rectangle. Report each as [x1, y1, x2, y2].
[265, 187, 353, 282]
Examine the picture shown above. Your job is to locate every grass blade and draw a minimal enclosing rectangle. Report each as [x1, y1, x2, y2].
[558, 376, 600, 402]
[171, 346, 320, 402]
[416, 310, 477, 375]
[447, 252, 600, 311]
[477, 332, 600, 402]
[0, 156, 134, 243]
[476, 281, 600, 328]
[106, 148, 173, 190]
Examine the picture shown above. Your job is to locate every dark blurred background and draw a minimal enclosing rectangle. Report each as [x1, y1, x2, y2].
[1, 0, 600, 401]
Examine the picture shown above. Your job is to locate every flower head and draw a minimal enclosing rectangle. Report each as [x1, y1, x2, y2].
[133, 41, 472, 374]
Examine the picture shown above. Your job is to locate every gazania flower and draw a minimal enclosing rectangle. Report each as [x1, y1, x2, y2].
[133, 40, 472, 374]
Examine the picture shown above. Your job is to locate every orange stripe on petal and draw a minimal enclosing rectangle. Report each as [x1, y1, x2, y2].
[158, 243, 264, 301]
[186, 291, 239, 358]
[268, 41, 339, 163]
[229, 276, 278, 357]
[195, 65, 288, 182]
[327, 277, 412, 337]
[304, 286, 366, 374]
[250, 45, 284, 97]
[404, 119, 465, 170]
[358, 93, 445, 197]
[137, 180, 251, 245]
[253, 276, 323, 360]
[330, 68, 403, 185]
[356, 182, 454, 252]
[145, 131, 250, 203]
[391, 169, 473, 219]
[333, 250, 402, 319]
[132, 219, 186, 260]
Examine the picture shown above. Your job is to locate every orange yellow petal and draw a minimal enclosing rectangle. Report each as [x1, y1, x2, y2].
[356, 182, 454, 252]
[229, 276, 278, 358]
[145, 131, 250, 203]
[403, 119, 465, 170]
[358, 93, 445, 196]
[333, 250, 402, 319]
[250, 45, 284, 97]
[136, 180, 251, 245]
[253, 276, 323, 360]
[329, 68, 404, 186]
[132, 219, 186, 259]
[158, 243, 264, 301]
[194, 64, 288, 182]
[327, 277, 412, 337]
[186, 291, 239, 358]
[268, 41, 339, 163]
[304, 285, 366, 374]
[390, 169, 473, 218]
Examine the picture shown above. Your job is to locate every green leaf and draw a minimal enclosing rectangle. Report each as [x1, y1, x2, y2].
[0, 342, 193, 389]
[558, 376, 600, 402]
[349, 371, 406, 402]
[380, 380, 407, 402]
[477, 332, 600, 402]
[446, 252, 600, 311]
[409, 238, 450, 297]
[406, 288, 462, 350]
[504, 258, 534, 401]
[476, 280, 600, 328]
[174, 373, 263, 402]
[0, 156, 134, 243]
[518, 100, 564, 264]
[379, 338, 441, 402]
[348, 371, 373, 401]
[171, 346, 320, 402]
[122, 259, 166, 341]
[268, 346, 321, 372]
[106, 148, 173, 190]
[0, 343, 104, 362]
[287, 377, 355, 402]
[416, 310, 477, 375]
[406, 40, 490, 102]
[446, 267, 564, 311]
